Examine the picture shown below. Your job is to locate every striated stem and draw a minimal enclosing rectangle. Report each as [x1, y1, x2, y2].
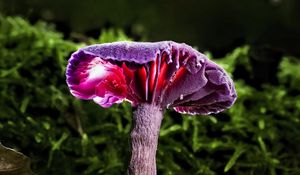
[128, 104, 163, 175]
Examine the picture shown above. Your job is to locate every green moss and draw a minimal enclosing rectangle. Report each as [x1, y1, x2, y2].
[0, 15, 299, 175]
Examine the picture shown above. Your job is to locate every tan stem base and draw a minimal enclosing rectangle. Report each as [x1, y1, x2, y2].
[128, 104, 163, 175]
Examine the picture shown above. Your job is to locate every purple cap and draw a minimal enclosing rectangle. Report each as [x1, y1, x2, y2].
[66, 41, 237, 115]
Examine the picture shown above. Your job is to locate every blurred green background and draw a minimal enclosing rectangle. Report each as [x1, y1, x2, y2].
[0, 0, 300, 175]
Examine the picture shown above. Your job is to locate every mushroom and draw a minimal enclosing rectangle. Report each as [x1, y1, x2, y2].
[66, 41, 237, 175]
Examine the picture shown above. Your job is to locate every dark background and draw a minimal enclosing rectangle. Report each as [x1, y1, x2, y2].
[1, 0, 300, 87]
[1, 0, 300, 56]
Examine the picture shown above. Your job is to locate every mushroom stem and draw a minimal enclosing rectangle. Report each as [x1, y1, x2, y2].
[128, 103, 163, 175]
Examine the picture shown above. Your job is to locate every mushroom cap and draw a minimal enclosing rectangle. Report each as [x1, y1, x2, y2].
[66, 41, 237, 115]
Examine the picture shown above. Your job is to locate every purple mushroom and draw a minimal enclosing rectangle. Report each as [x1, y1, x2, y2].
[66, 41, 237, 175]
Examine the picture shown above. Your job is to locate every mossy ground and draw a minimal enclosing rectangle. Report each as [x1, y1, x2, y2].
[0, 15, 299, 175]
